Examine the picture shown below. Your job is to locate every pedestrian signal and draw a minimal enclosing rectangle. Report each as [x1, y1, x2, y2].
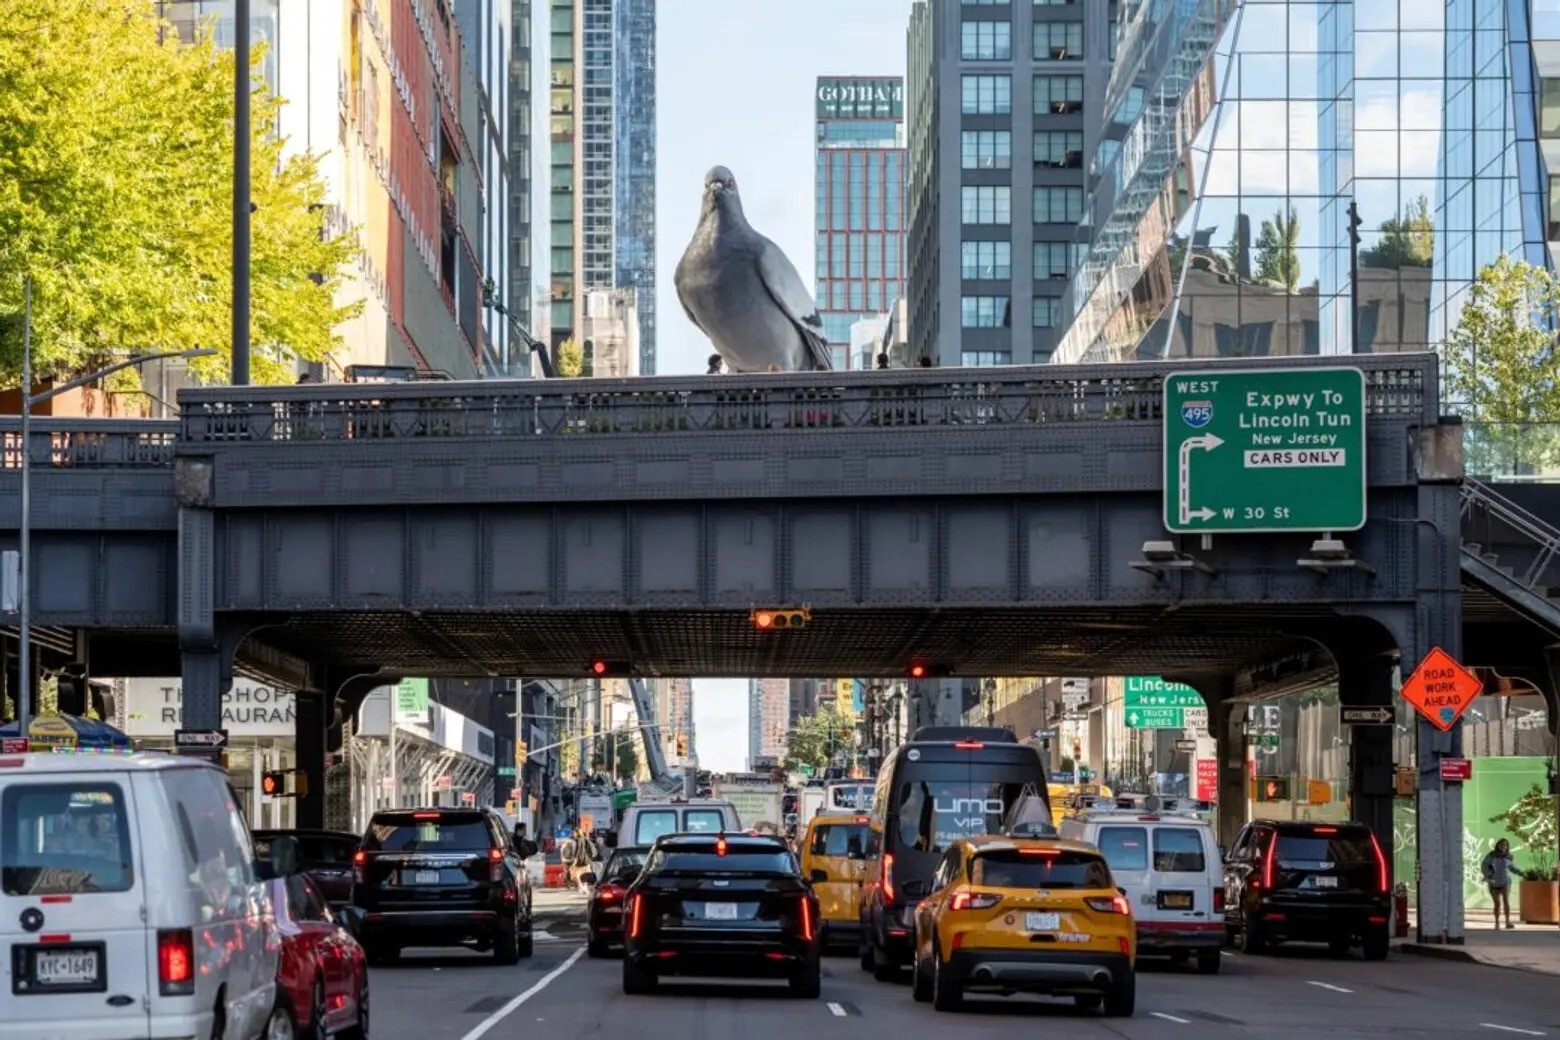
[261, 771, 285, 797]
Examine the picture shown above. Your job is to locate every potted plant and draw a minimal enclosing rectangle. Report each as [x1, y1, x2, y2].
[1490, 784, 1560, 925]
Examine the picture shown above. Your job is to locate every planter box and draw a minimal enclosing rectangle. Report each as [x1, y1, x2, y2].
[1518, 879, 1559, 924]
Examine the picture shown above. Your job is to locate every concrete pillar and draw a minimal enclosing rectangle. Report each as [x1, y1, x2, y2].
[295, 692, 328, 829]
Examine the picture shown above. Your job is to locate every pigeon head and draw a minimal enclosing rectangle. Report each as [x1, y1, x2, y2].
[701, 166, 743, 221]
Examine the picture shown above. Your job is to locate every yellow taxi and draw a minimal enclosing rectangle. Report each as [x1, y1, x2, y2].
[799, 811, 871, 950]
[911, 835, 1136, 1016]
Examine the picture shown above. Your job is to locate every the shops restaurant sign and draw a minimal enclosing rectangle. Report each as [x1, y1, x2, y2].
[118, 678, 296, 739]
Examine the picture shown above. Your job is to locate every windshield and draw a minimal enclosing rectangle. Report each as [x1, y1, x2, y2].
[363, 814, 490, 853]
[648, 846, 796, 875]
[972, 849, 1112, 889]
[1, 783, 135, 895]
[897, 779, 1028, 854]
[809, 822, 868, 857]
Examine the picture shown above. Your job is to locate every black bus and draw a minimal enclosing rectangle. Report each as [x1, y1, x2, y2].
[857, 728, 1051, 981]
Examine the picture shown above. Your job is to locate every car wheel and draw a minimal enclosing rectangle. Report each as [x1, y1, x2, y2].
[858, 939, 874, 973]
[789, 957, 822, 999]
[1362, 925, 1390, 962]
[495, 913, 522, 964]
[911, 946, 933, 1003]
[621, 957, 657, 995]
[517, 915, 535, 959]
[1328, 936, 1352, 957]
[1074, 995, 1102, 1011]
[1195, 949, 1222, 974]
[587, 939, 611, 958]
[1239, 917, 1266, 954]
[1103, 966, 1136, 1018]
[263, 1000, 297, 1040]
[346, 977, 369, 1040]
[930, 946, 961, 1013]
[871, 943, 898, 983]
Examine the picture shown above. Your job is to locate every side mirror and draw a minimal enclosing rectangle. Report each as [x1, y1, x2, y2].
[809, 868, 828, 883]
[603, 832, 619, 849]
[1117, 886, 1127, 897]
[337, 906, 365, 940]
[580, 871, 598, 886]
[268, 835, 301, 878]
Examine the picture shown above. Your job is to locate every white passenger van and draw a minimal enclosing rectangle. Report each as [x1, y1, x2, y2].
[1059, 795, 1225, 973]
[0, 750, 284, 1039]
[608, 799, 741, 849]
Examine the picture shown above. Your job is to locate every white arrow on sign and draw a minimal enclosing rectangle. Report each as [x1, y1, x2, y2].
[1178, 434, 1223, 526]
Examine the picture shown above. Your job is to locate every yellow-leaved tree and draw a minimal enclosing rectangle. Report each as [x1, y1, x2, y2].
[0, 0, 358, 387]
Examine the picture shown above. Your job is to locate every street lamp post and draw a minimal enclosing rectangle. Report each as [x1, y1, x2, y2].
[11, 330, 216, 736]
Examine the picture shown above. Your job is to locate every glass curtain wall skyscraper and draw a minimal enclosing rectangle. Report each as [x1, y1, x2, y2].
[507, 0, 533, 348]
[614, 0, 657, 374]
[906, 0, 1116, 367]
[814, 77, 907, 370]
[1052, 0, 1553, 381]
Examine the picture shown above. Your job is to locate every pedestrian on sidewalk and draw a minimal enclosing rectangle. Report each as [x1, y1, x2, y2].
[1482, 838, 1516, 929]
[564, 830, 598, 890]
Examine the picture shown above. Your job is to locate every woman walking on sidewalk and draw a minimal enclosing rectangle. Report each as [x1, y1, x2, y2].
[1482, 838, 1516, 929]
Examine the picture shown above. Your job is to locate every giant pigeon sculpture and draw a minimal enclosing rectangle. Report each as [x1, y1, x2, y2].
[675, 166, 833, 373]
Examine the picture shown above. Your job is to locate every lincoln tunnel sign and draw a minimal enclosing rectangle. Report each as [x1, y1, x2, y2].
[1163, 367, 1367, 534]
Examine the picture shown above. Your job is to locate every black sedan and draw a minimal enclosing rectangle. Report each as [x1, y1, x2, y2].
[252, 828, 360, 908]
[584, 846, 650, 957]
[621, 833, 821, 998]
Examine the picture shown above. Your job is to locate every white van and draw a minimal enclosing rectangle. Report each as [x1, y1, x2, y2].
[1059, 800, 1225, 973]
[0, 750, 282, 1040]
[608, 799, 741, 849]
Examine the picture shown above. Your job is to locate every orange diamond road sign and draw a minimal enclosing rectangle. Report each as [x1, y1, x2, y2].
[1400, 647, 1483, 732]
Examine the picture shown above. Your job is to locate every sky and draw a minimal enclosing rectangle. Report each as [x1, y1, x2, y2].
[655, 0, 911, 770]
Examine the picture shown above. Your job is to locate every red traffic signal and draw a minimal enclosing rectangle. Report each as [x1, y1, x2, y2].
[908, 661, 927, 679]
[587, 660, 630, 677]
[750, 608, 810, 630]
[591, 660, 608, 676]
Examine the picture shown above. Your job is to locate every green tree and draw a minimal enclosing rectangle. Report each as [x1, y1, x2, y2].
[0, 0, 358, 387]
[614, 736, 640, 782]
[555, 338, 585, 377]
[1489, 784, 1558, 880]
[1223, 221, 1248, 281]
[1444, 254, 1560, 473]
[783, 704, 855, 774]
[1253, 207, 1301, 293]
[1360, 195, 1434, 269]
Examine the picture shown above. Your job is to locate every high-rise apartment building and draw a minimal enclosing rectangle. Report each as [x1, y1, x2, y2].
[457, 0, 514, 376]
[906, 0, 1115, 366]
[657, 678, 694, 763]
[748, 679, 790, 767]
[506, 0, 534, 354]
[547, 0, 656, 372]
[579, 289, 640, 377]
[814, 77, 907, 369]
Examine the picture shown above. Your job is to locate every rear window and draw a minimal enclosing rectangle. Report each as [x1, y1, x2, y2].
[633, 810, 679, 845]
[298, 835, 359, 864]
[972, 849, 1112, 889]
[1, 783, 135, 895]
[1153, 827, 1206, 872]
[1277, 832, 1375, 863]
[364, 814, 491, 853]
[603, 850, 648, 880]
[649, 845, 796, 875]
[683, 809, 725, 833]
[1096, 826, 1149, 871]
[809, 822, 868, 857]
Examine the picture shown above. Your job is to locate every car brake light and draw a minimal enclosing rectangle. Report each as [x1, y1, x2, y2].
[599, 884, 624, 904]
[1261, 831, 1278, 889]
[949, 889, 1001, 911]
[412, 811, 439, 820]
[628, 894, 645, 939]
[953, 741, 984, 749]
[1313, 825, 1337, 834]
[799, 897, 813, 941]
[352, 849, 366, 885]
[1368, 831, 1389, 892]
[1214, 887, 1225, 913]
[157, 929, 194, 996]
[854, 816, 869, 824]
[881, 852, 896, 905]
[1085, 894, 1131, 915]
[489, 847, 504, 882]
[1017, 848, 1058, 857]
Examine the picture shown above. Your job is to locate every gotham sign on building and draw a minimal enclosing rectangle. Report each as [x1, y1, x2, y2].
[817, 78, 904, 120]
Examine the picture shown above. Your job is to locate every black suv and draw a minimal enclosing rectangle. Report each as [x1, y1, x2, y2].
[1222, 819, 1392, 959]
[351, 807, 535, 964]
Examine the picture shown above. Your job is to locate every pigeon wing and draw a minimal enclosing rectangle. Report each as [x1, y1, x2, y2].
[673, 252, 710, 336]
[753, 236, 834, 371]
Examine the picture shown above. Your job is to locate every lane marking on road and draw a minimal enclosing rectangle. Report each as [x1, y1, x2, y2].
[827, 1002, 847, 1017]
[459, 946, 585, 1040]
[1479, 1026, 1546, 1036]
[1306, 981, 1354, 994]
[1150, 1012, 1192, 1024]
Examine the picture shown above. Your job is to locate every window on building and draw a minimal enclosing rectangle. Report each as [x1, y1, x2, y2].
[832, 237, 847, 277]
[961, 241, 1012, 280]
[1109, 27, 1119, 61]
[961, 296, 1011, 328]
[885, 239, 902, 279]
[1033, 296, 1060, 327]
[1033, 0, 1079, 5]
[961, 349, 1013, 366]
[867, 233, 883, 278]
[1543, 79, 1560, 138]
[1035, 74, 1084, 114]
[1035, 130, 1084, 168]
[961, 20, 1013, 60]
[1035, 21, 1083, 60]
[868, 283, 882, 310]
[1035, 186, 1084, 224]
[850, 283, 865, 310]
[962, 130, 1013, 169]
[961, 0, 1010, 5]
[1035, 242, 1071, 278]
[849, 237, 865, 277]
[1550, 176, 1560, 239]
[961, 186, 1012, 225]
[961, 74, 1012, 115]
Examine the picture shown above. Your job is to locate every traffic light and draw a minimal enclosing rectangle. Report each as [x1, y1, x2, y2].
[906, 661, 950, 679]
[908, 661, 928, 679]
[676, 733, 688, 756]
[587, 660, 630, 677]
[751, 608, 811, 630]
[1255, 776, 1290, 802]
[515, 741, 528, 768]
[261, 771, 285, 797]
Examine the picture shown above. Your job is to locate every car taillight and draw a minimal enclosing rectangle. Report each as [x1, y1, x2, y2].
[352, 850, 366, 885]
[1214, 887, 1225, 913]
[157, 929, 194, 996]
[598, 884, 624, 904]
[628, 894, 645, 939]
[880, 852, 896, 906]
[948, 889, 1001, 912]
[489, 847, 504, 883]
[1368, 831, 1389, 893]
[1085, 894, 1131, 915]
[1262, 831, 1278, 889]
[799, 897, 814, 941]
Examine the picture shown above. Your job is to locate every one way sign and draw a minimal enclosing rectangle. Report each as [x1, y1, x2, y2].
[174, 729, 229, 751]
[1340, 706, 1393, 726]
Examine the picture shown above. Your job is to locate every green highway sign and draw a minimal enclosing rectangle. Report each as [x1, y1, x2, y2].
[1162, 367, 1366, 533]
[1123, 676, 1204, 708]
[1127, 706, 1186, 729]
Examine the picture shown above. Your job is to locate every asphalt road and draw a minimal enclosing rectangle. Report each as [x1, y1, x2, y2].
[371, 909, 1559, 1040]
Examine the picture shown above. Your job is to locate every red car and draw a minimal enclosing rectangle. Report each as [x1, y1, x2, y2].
[265, 873, 370, 1039]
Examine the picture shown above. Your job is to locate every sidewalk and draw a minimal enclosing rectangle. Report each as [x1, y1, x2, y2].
[1397, 908, 1560, 976]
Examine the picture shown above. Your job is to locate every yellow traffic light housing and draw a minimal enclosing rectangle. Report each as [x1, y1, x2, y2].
[751, 607, 811, 630]
[516, 742, 528, 768]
